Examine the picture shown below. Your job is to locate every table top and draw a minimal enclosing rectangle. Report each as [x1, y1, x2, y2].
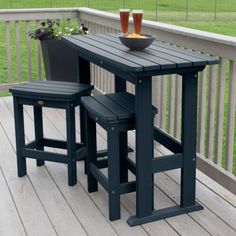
[62, 34, 219, 74]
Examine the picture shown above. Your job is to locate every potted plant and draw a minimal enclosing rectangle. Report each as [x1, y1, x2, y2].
[29, 20, 88, 82]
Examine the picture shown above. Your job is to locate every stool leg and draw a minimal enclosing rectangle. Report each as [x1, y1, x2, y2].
[66, 103, 77, 186]
[86, 113, 98, 193]
[119, 132, 128, 183]
[108, 129, 120, 221]
[13, 97, 26, 177]
[80, 104, 87, 174]
[34, 106, 44, 166]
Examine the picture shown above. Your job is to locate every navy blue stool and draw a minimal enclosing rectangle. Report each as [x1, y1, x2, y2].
[10, 80, 93, 186]
[81, 92, 157, 220]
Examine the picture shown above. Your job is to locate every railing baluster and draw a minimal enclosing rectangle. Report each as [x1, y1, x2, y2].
[160, 75, 167, 130]
[35, 20, 42, 80]
[206, 65, 217, 160]
[94, 23, 100, 91]
[25, 20, 32, 81]
[168, 74, 175, 135]
[15, 20, 22, 82]
[197, 69, 207, 154]
[225, 60, 236, 173]
[152, 76, 161, 127]
[0, 22, 2, 84]
[174, 75, 182, 139]
[67, 18, 71, 27]
[214, 58, 226, 164]
[89, 22, 96, 87]
[5, 21, 12, 83]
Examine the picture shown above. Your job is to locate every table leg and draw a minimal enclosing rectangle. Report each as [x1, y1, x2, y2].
[115, 76, 130, 183]
[180, 72, 202, 207]
[128, 77, 154, 225]
[127, 74, 203, 227]
[115, 75, 126, 92]
[78, 57, 90, 146]
[78, 57, 90, 172]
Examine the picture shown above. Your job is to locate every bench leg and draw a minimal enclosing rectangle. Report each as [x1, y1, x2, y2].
[86, 113, 98, 193]
[66, 103, 77, 186]
[34, 106, 44, 166]
[13, 97, 26, 177]
[108, 129, 121, 221]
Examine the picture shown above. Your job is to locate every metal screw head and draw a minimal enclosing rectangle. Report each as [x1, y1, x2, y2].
[72, 159, 75, 162]
[192, 158, 196, 161]
[138, 79, 142, 83]
[194, 74, 198, 78]
[112, 190, 115, 194]
[111, 127, 115, 131]
[37, 100, 44, 106]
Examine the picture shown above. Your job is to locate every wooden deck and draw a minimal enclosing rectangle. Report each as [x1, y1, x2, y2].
[0, 95, 236, 236]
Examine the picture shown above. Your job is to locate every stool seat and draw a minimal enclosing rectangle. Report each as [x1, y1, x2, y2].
[10, 80, 93, 101]
[81, 92, 157, 124]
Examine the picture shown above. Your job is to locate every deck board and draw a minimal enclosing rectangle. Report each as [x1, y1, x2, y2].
[0, 167, 26, 236]
[0, 96, 236, 236]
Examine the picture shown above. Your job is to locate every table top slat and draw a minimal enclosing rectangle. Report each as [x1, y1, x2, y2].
[63, 36, 143, 72]
[81, 35, 161, 70]
[153, 41, 219, 65]
[87, 34, 176, 70]
[105, 34, 193, 68]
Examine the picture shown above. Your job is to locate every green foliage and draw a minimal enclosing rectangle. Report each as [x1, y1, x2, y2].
[29, 19, 87, 41]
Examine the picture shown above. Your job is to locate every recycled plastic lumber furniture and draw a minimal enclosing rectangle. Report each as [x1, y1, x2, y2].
[81, 92, 157, 220]
[9, 80, 93, 186]
[62, 33, 219, 225]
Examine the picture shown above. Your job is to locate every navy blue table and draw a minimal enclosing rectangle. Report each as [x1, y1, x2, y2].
[62, 34, 219, 226]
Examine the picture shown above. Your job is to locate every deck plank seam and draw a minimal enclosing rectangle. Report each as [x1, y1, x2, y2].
[0, 165, 28, 236]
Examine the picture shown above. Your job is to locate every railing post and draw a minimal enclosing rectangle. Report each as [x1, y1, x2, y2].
[214, 0, 217, 20]
[155, 0, 158, 21]
[225, 60, 236, 173]
[122, 0, 125, 9]
[186, 0, 189, 21]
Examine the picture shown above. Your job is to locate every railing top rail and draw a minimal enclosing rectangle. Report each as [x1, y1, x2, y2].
[0, 8, 79, 21]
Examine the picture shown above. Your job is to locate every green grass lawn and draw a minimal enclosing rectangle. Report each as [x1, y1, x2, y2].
[0, 1, 235, 171]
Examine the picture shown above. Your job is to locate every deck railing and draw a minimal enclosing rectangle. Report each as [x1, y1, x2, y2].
[0, 7, 235, 194]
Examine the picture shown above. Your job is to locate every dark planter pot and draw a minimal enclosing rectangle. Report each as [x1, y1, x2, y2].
[41, 39, 79, 82]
